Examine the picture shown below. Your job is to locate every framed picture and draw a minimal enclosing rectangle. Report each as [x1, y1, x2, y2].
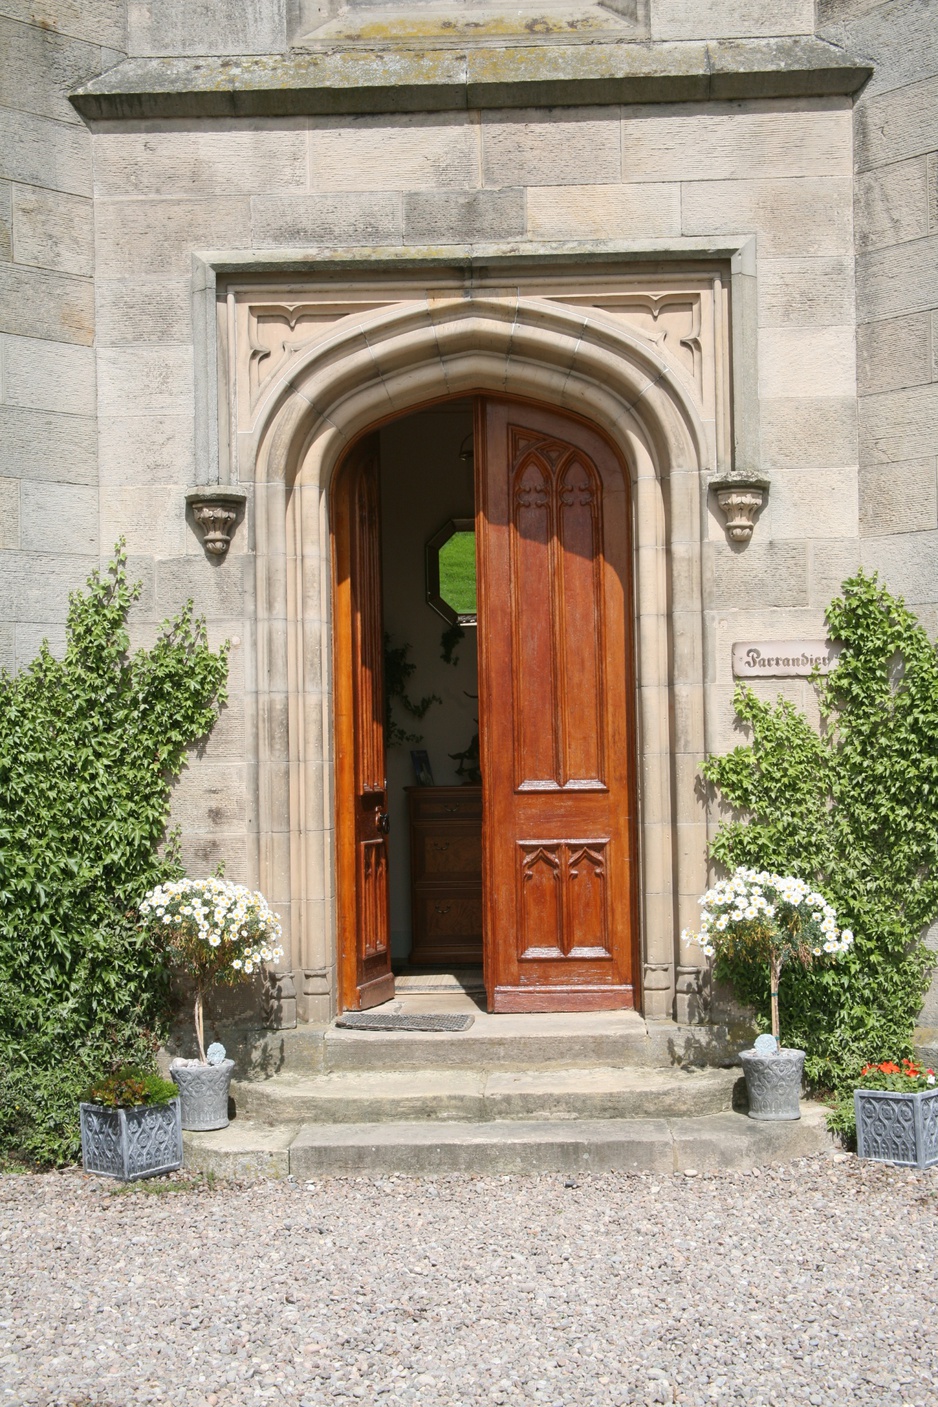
[410, 749, 434, 786]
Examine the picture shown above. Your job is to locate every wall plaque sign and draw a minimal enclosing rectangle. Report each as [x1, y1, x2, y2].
[732, 641, 841, 678]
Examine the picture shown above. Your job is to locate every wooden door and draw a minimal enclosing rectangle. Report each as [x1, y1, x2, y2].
[477, 399, 637, 1012]
[334, 434, 395, 1012]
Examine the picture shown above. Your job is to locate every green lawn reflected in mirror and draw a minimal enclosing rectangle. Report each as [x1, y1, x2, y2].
[439, 532, 476, 616]
[426, 518, 477, 626]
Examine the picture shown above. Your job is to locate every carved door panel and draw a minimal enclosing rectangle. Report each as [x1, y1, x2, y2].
[477, 399, 637, 1012]
[334, 434, 395, 1012]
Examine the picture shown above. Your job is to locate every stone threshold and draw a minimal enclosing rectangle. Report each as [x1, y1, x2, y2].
[70, 36, 870, 122]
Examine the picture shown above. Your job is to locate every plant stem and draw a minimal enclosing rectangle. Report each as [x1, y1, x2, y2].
[770, 955, 782, 1045]
[194, 987, 206, 1063]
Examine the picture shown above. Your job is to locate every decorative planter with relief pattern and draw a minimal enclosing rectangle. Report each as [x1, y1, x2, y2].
[80, 1098, 183, 1181]
[739, 1046, 805, 1120]
[854, 1087, 938, 1169]
[170, 1057, 235, 1131]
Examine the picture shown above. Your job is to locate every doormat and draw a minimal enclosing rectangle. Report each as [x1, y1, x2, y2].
[335, 1012, 475, 1032]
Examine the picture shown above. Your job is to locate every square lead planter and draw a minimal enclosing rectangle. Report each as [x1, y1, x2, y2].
[854, 1087, 938, 1169]
[80, 1099, 183, 1182]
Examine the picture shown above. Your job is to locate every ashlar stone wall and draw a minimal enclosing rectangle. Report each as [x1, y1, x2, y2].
[0, 0, 122, 670]
[85, 96, 856, 986]
[5, 0, 938, 1023]
[819, 0, 938, 1036]
[118, 0, 822, 56]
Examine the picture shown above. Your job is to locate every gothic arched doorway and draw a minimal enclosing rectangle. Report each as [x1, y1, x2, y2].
[332, 394, 639, 1015]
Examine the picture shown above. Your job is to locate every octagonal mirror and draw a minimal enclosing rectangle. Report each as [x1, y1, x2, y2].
[426, 518, 477, 627]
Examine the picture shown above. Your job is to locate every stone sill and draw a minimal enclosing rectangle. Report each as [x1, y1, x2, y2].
[70, 35, 871, 121]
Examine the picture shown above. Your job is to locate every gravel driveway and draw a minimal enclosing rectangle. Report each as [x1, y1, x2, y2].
[1, 1154, 936, 1407]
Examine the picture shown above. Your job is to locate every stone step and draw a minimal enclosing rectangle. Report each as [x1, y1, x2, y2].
[219, 1003, 749, 1080]
[317, 1009, 743, 1074]
[230, 1064, 740, 1124]
[183, 1104, 833, 1179]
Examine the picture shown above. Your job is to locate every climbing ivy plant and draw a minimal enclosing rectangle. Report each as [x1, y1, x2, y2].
[383, 634, 440, 748]
[703, 573, 938, 1091]
[0, 545, 228, 1167]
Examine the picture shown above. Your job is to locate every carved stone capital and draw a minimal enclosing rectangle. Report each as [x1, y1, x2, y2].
[185, 487, 246, 557]
[710, 475, 769, 544]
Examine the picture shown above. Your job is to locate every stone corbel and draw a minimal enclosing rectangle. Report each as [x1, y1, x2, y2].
[185, 487, 246, 557]
[709, 474, 769, 544]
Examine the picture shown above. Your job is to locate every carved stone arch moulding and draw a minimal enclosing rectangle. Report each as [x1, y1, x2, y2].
[224, 273, 724, 1023]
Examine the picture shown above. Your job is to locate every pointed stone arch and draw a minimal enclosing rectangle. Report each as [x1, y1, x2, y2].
[246, 290, 712, 1022]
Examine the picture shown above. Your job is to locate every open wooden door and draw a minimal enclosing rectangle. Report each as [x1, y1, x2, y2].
[477, 398, 638, 1012]
[334, 433, 395, 1012]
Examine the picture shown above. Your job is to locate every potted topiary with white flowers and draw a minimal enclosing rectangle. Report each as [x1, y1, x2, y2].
[140, 877, 284, 1130]
[683, 868, 854, 1120]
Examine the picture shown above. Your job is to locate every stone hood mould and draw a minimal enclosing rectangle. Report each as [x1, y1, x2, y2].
[70, 36, 871, 121]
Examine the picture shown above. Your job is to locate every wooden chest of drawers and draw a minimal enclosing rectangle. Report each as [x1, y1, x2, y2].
[407, 785, 482, 966]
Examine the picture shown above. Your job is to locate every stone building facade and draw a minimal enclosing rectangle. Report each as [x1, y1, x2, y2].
[1, 0, 936, 1033]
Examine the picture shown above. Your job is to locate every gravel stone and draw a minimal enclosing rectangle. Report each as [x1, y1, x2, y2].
[1, 1155, 937, 1407]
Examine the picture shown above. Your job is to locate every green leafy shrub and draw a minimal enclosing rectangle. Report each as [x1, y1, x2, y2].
[702, 573, 938, 1093]
[86, 1067, 179, 1108]
[0, 545, 228, 1168]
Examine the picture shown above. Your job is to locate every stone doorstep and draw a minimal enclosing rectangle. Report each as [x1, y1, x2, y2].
[229, 1064, 741, 1124]
[182, 1104, 833, 1179]
[226, 1013, 748, 1077]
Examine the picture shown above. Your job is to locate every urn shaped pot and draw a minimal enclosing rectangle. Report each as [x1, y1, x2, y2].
[170, 1058, 235, 1130]
[854, 1087, 938, 1168]
[80, 1099, 183, 1181]
[739, 1047, 805, 1120]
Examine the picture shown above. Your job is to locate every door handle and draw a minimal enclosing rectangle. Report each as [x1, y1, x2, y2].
[375, 812, 390, 835]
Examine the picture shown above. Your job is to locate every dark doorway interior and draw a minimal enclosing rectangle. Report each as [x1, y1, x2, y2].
[378, 400, 480, 973]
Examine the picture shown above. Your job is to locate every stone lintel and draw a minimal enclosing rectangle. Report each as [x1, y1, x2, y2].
[70, 37, 871, 122]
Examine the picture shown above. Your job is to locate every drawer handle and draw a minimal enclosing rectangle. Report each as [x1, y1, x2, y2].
[432, 842, 450, 852]
[434, 903, 452, 915]
[443, 804, 460, 813]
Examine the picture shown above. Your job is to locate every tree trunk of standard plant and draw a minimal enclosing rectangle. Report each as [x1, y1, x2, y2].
[194, 987, 206, 1063]
[770, 954, 782, 1044]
